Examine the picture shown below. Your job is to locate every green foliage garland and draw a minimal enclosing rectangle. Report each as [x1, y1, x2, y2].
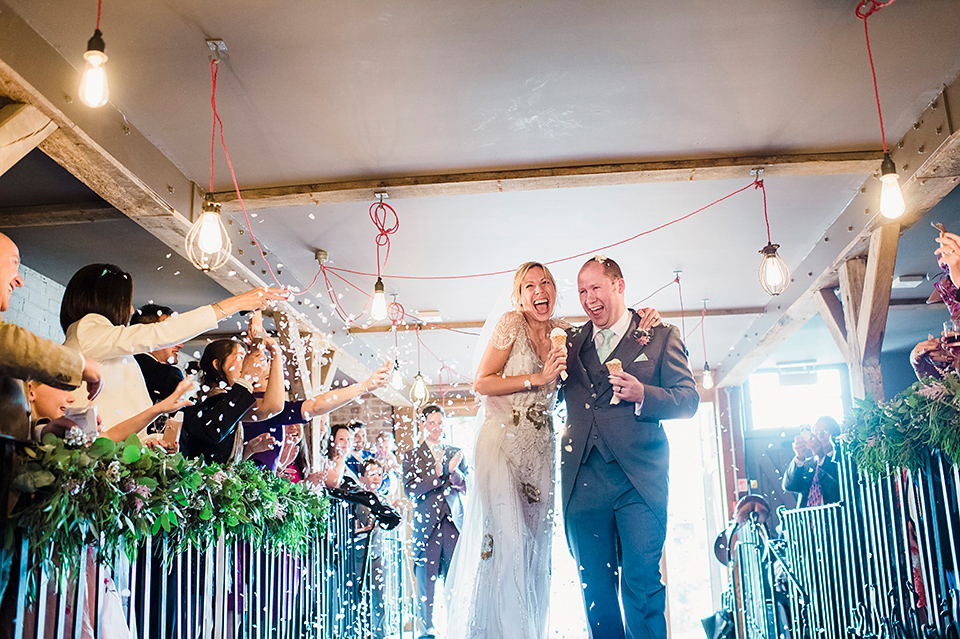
[8, 433, 329, 578]
[844, 374, 960, 477]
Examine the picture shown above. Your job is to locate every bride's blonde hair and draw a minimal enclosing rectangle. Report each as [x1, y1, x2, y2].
[511, 261, 557, 312]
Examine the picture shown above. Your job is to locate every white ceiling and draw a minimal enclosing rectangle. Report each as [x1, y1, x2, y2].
[2, 0, 960, 393]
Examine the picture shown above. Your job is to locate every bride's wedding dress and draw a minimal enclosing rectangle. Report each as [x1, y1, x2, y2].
[447, 311, 566, 639]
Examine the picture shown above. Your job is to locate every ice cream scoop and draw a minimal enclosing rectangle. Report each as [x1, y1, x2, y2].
[605, 358, 622, 404]
[550, 327, 568, 380]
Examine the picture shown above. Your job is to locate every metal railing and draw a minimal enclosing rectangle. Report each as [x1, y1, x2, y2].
[1, 447, 412, 639]
[726, 445, 960, 639]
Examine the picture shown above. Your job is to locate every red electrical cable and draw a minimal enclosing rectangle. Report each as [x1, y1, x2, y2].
[856, 0, 897, 153]
[327, 179, 759, 281]
[370, 200, 399, 277]
[699, 303, 709, 364]
[675, 273, 686, 339]
[755, 179, 772, 244]
[95, 0, 102, 30]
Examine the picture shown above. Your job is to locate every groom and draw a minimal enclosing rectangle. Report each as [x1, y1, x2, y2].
[561, 256, 699, 639]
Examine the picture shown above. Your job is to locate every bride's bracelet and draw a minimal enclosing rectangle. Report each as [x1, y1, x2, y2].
[523, 376, 532, 390]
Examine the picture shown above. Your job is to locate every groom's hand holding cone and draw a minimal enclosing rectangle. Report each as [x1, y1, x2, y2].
[608, 367, 645, 405]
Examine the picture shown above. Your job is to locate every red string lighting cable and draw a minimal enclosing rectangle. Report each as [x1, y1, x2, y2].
[326, 179, 763, 281]
[208, 59, 323, 296]
[856, 0, 897, 153]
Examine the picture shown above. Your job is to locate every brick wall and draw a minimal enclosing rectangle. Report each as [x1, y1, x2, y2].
[5, 263, 65, 343]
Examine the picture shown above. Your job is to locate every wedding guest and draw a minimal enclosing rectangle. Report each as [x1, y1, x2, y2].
[245, 340, 391, 472]
[347, 421, 374, 476]
[0, 233, 101, 441]
[129, 304, 186, 436]
[330, 423, 360, 485]
[59, 263, 287, 444]
[782, 416, 841, 508]
[375, 430, 401, 499]
[354, 459, 388, 639]
[402, 404, 467, 639]
[911, 228, 960, 379]
[179, 338, 283, 465]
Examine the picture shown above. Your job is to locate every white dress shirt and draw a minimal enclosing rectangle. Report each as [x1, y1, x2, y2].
[591, 310, 645, 416]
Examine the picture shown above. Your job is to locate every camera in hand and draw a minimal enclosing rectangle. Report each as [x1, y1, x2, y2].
[329, 476, 402, 530]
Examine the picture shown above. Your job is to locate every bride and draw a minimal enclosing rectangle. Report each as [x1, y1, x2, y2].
[447, 260, 662, 639]
[447, 261, 568, 639]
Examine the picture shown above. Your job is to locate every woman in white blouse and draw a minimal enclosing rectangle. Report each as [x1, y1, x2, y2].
[60, 263, 287, 445]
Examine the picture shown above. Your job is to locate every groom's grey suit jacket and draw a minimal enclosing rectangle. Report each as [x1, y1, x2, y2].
[561, 310, 699, 522]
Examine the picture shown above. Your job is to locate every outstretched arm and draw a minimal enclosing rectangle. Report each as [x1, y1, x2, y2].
[300, 361, 391, 419]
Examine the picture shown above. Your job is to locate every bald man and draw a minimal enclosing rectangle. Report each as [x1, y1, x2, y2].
[0, 232, 101, 440]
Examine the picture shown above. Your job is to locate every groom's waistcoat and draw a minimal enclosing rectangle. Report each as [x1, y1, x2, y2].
[560, 311, 699, 521]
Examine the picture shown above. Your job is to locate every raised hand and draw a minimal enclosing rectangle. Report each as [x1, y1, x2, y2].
[448, 450, 463, 474]
[155, 379, 197, 414]
[362, 360, 392, 392]
[608, 370, 644, 404]
[246, 432, 278, 455]
[216, 286, 290, 318]
[636, 307, 663, 330]
[535, 347, 567, 386]
[935, 231, 960, 286]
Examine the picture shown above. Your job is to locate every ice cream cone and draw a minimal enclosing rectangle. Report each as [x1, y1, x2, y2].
[605, 359, 622, 404]
[550, 327, 568, 380]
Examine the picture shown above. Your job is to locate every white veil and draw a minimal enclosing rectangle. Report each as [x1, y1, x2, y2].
[444, 274, 516, 638]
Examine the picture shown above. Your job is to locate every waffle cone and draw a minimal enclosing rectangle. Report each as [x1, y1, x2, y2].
[606, 359, 622, 403]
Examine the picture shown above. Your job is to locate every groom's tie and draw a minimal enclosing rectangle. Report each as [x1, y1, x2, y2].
[596, 328, 615, 361]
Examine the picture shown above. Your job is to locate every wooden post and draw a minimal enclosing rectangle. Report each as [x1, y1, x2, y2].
[821, 224, 900, 401]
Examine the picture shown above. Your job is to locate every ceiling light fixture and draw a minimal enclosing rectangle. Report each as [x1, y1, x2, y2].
[79, 0, 109, 108]
[754, 172, 790, 296]
[186, 52, 232, 271]
[185, 195, 231, 271]
[369, 192, 399, 322]
[857, 0, 905, 219]
[371, 277, 388, 321]
[409, 326, 430, 406]
[700, 299, 715, 390]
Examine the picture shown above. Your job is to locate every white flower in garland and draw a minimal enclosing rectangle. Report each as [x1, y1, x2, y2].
[106, 460, 122, 483]
[64, 426, 91, 448]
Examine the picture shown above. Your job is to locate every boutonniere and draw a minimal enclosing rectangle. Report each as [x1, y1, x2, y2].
[631, 326, 652, 347]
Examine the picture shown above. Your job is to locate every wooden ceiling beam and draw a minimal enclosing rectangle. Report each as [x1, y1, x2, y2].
[0, 102, 56, 178]
[347, 306, 769, 334]
[211, 151, 882, 212]
[716, 73, 960, 388]
[0, 7, 410, 407]
[0, 202, 123, 228]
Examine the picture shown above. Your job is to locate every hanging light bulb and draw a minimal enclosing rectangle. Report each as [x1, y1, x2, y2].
[702, 362, 715, 390]
[410, 372, 429, 405]
[185, 195, 232, 271]
[371, 278, 388, 321]
[758, 242, 790, 296]
[879, 153, 906, 219]
[79, 29, 109, 108]
[391, 360, 404, 390]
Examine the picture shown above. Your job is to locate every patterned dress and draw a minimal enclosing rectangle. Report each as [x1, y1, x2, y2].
[448, 311, 567, 639]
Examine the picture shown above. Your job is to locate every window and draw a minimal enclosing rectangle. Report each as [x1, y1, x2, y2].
[745, 365, 849, 431]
